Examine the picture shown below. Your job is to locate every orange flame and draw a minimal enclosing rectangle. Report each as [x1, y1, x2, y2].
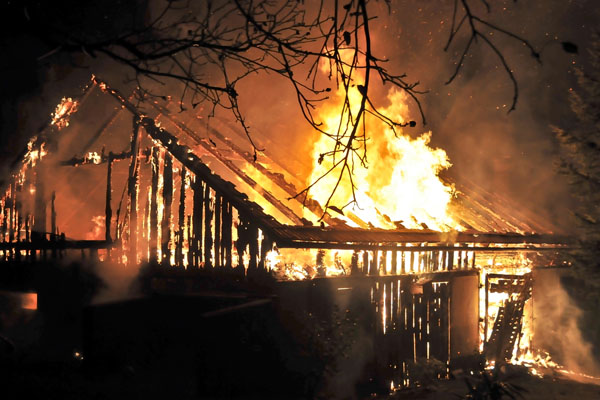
[308, 87, 460, 231]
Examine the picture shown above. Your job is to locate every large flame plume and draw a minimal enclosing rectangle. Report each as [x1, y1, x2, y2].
[308, 85, 459, 231]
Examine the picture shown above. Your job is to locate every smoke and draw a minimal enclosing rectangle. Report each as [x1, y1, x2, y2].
[91, 260, 141, 304]
[533, 268, 600, 382]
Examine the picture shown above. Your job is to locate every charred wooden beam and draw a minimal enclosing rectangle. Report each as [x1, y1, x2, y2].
[187, 215, 192, 267]
[161, 153, 173, 264]
[0, 239, 113, 250]
[149, 147, 159, 263]
[60, 149, 131, 166]
[192, 177, 203, 268]
[270, 225, 572, 247]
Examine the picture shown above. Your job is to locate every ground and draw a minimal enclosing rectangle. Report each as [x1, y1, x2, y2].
[379, 369, 600, 400]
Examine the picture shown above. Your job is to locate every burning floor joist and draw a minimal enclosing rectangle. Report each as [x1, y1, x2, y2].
[0, 76, 577, 392]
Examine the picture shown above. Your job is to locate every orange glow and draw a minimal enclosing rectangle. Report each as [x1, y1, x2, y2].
[21, 292, 38, 310]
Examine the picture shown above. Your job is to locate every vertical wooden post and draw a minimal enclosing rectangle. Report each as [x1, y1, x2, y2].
[33, 176, 46, 241]
[484, 273, 490, 343]
[392, 249, 398, 275]
[192, 178, 203, 268]
[161, 153, 173, 265]
[248, 223, 258, 271]
[50, 191, 57, 258]
[10, 182, 16, 244]
[187, 215, 192, 267]
[176, 166, 186, 267]
[25, 215, 30, 262]
[223, 201, 232, 268]
[214, 194, 221, 268]
[105, 153, 113, 242]
[203, 184, 212, 267]
[400, 251, 406, 275]
[1, 197, 7, 244]
[149, 147, 159, 263]
[127, 117, 142, 265]
[351, 251, 359, 275]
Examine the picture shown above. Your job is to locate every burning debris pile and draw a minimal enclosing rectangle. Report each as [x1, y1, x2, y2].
[0, 76, 577, 391]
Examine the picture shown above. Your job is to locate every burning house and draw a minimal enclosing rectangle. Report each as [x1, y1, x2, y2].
[0, 76, 571, 391]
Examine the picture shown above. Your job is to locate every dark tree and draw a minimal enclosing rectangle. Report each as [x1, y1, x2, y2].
[555, 36, 600, 277]
[554, 35, 600, 357]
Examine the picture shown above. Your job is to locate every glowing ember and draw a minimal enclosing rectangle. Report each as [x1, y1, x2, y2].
[84, 152, 102, 164]
[51, 97, 79, 130]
